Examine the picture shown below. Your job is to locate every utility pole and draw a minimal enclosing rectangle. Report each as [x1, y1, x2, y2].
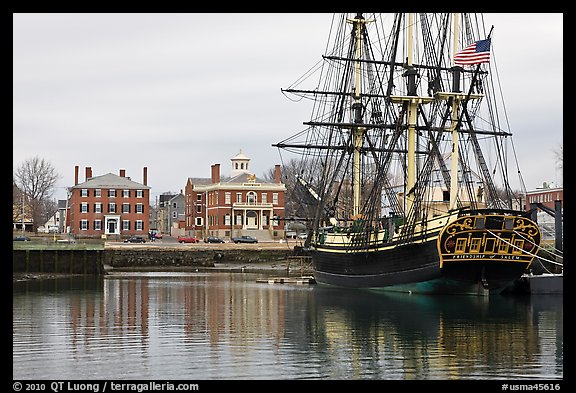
[21, 191, 25, 235]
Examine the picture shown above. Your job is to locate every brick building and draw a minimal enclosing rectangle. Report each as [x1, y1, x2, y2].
[67, 166, 150, 239]
[525, 183, 564, 211]
[184, 151, 286, 241]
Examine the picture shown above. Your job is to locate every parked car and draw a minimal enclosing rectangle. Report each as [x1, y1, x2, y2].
[231, 235, 258, 244]
[124, 236, 146, 243]
[13, 236, 31, 241]
[178, 236, 200, 243]
[205, 236, 225, 243]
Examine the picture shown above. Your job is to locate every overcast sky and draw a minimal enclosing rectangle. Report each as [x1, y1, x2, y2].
[13, 13, 563, 202]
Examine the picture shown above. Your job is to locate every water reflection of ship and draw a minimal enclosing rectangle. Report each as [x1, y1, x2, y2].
[301, 287, 562, 379]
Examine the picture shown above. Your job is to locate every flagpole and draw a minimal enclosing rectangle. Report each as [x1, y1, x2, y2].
[449, 13, 460, 210]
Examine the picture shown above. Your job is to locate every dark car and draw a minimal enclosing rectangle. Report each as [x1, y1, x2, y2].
[13, 236, 31, 241]
[124, 236, 146, 243]
[205, 236, 225, 243]
[178, 236, 200, 243]
[231, 235, 258, 244]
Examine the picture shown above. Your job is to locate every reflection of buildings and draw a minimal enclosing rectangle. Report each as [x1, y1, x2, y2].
[58, 276, 562, 379]
[66, 275, 290, 352]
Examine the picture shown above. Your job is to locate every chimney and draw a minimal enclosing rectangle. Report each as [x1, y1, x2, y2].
[211, 164, 220, 184]
[143, 167, 148, 186]
[85, 167, 92, 181]
[274, 164, 281, 183]
[120, 169, 126, 177]
[74, 165, 79, 185]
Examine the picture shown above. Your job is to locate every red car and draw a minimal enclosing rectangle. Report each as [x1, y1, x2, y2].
[178, 236, 200, 243]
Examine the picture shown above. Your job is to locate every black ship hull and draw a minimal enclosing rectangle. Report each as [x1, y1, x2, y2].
[311, 210, 540, 295]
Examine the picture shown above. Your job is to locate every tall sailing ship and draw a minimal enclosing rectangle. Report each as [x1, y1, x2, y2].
[274, 13, 541, 295]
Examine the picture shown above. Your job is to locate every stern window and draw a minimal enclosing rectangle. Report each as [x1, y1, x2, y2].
[455, 238, 467, 253]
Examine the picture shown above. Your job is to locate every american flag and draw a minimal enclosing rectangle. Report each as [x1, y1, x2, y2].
[454, 39, 491, 66]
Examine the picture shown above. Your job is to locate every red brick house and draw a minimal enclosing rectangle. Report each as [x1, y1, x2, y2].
[184, 151, 286, 241]
[525, 183, 563, 211]
[67, 166, 150, 239]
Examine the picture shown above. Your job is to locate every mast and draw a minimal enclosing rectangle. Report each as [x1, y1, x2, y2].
[349, 13, 369, 219]
[449, 13, 460, 211]
[406, 13, 417, 216]
[389, 13, 433, 217]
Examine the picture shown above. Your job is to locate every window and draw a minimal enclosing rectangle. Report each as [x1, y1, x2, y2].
[123, 189, 130, 198]
[81, 189, 88, 197]
[136, 203, 144, 213]
[262, 215, 268, 226]
[513, 239, 524, 255]
[272, 193, 279, 205]
[224, 214, 231, 226]
[135, 220, 143, 230]
[225, 192, 231, 204]
[122, 203, 130, 213]
[197, 194, 202, 202]
[236, 193, 242, 203]
[196, 205, 202, 214]
[136, 190, 143, 198]
[247, 192, 256, 204]
[95, 203, 102, 213]
[81, 203, 88, 213]
[81, 220, 88, 230]
[261, 193, 267, 204]
[236, 214, 242, 225]
[108, 189, 116, 198]
[498, 239, 509, 253]
[108, 203, 116, 213]
[469, 238, 481, 253]
[173, 202, 177, 208]
[123, 220, 130, 230]
[94, 220, 102, 231]
[195, 217, 203, 226]
[455, 238, 466, 253]
[95, 189, 101, 198]
[485, 238, 495, 253]
[172, 211, 177, 219]
[474, 217, 485, 229]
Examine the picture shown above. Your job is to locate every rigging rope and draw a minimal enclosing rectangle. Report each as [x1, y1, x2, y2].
[512, 230, 564, 260]
[486, 229, 563, 267]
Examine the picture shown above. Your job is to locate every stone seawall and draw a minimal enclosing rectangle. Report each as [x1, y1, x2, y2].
[13, 249, 105, 275]
[104, 248, 294, 269]
[14, 244, 300, 276]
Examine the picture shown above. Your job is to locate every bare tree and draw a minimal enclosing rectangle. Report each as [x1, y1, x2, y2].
[554, 144, 563, 172]
[14, 156, 60, 231]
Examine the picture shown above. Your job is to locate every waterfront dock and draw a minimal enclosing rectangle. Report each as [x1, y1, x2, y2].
[256, 276, 316, 284]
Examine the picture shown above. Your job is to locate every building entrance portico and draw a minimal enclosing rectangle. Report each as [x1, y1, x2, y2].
[105, 215, 120, 235]
[246, 210, 257, 229]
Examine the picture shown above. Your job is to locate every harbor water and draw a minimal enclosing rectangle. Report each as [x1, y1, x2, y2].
[13, 271, 563, 380]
